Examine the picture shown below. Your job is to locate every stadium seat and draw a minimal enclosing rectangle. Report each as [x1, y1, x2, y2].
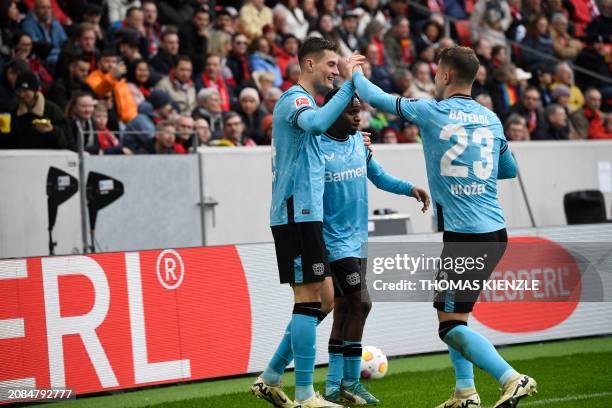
[563, 190, 609, 224]
[454, 20, 472, 47]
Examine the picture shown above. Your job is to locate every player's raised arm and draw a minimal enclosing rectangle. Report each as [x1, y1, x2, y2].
[296, 79, 355, 134]
[497, 140, 518, 179]
[352, 70, 399, 115]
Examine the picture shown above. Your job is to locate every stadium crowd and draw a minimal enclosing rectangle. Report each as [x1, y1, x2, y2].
[0, 0, 611, 153]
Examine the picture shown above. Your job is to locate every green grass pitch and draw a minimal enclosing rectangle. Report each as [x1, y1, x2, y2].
[48, 336, 612, 408]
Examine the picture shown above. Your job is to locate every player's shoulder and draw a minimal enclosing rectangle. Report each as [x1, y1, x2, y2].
[278, 85, 315, 109]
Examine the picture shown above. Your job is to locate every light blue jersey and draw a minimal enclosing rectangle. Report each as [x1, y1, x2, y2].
[270, 80, 355, 226]
[321, 131, 414, 262]
[354, 72, 517, 234]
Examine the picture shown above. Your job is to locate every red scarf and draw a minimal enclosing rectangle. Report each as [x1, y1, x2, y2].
[399, 38, 413, 65]
[145, 23, 160, 56]
[139, 84, 151, 98]
[372, 37, 385, 65]
[201, 73, 230, 112]
[96, 127, 119, 150]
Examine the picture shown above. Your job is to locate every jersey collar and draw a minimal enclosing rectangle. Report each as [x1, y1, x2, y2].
[324, 131, 350, 142]
[447, 93, 473, 100]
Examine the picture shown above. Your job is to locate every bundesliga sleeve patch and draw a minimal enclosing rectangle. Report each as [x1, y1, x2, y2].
[294, 97, 312, 108]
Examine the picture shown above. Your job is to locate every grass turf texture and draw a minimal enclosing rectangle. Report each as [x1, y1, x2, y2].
[47, 336, 612, 408]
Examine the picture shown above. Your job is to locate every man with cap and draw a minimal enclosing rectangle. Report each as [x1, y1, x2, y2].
[123, 89, 175, 153]
[574, 34, 612, 91]
[338, 10, 367, 56]
[3, 70, 70, 149]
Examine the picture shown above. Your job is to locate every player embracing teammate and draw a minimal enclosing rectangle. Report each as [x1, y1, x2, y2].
[350, 46, 537, 408]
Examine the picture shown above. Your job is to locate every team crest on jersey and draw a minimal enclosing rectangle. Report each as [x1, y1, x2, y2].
[294, 97, 311, 108]
[346, 272, 361, 286]
[312, 263, 325, 276]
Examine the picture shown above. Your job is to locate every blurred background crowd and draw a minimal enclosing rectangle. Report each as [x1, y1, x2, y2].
[0, 0, 611, 154]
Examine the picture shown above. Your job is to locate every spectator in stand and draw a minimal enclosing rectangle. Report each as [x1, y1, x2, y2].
[535, 103, 571, 140]
[604, 114, 612, 137]
[507, 0, 527, 43]
[48, 55, 91, 110]
[414, 40, 437, 74]
[271, 7, 290, 37]
[226, 33, 251, 93]
[472, 65, 490, 98]
[239, 0, 273, 41]
[309, 13, 344, 54]
[383, 16, 414, 71]
[196, 53, 231, 112]
[20, 0, 66, 69]
[491, 44, 510, 69]
[410, 61, 436, 99]
[193, 117, 211, 148]
[156, 0, 195, 27]
[520, 14, 555, 72]
[56, 22, 99, 79]
[476, 93, 495, 110]
[82, 4, 108, 51]
[107, 0, 140, 25]
[470, 0, 512, 47]
[574, 34, 612, 91]
[319, 0, 341, 26]
[5, 70, 70, 149]
[302, 0, 318, 29]
[273, 0, 309, 41]
[66, 91, 98, 152]
[355, 0, 387, 37]
[92, 103, 131, 154]
[141, 120, 184, 154]
[235, 87, 266, 145]
[550, 13, 582, 61]
[192, 88, 223, 139]
[544, 0, 571, 22]
[384, 0, 410, 20]
[381, 128, 399, 144]
[551, 84, 572, 112]
[363, 42, 394, 93]
[10, 31, 53, 93]
[207, 30, 234, 85]
[150, 27, 179, 76]
[123, 89, 175, 152]
[551, 62, 584, 112]
[509, 86, 547, 139]
[142, 0, 161, 58]
[531, 63, 554, 106]
[155, 55, 196, 116]
[126, 58, 159, 105]
[215, 111, 256, 146]
[86, 49, 139, 124]
[119, 7, 150, 60]
[418, 20, 443, 50]
[523, 0, 544, 25]
[571, 88, 610, 139]
[0, 59, 28, 113]
[175, 114, 194, 151]
[275, 34, 299, 81]
[364, 20, 387, 65]
[338, 10, 365, 55]
[261, 86, 281, 115]
[504, 114, 531, 140]
[117, 29, 142, 64]
[489, 63, 521, 121]
[393, 68, 413, 97]
[211, 8, 234, 35]
[586, 0, 612, 39]
[249, 36, 283, 88]
[280, 61, 300, 91]
[474, 38, 495, 75]
[1, 0, 21, 61]
[179, 7, 209, 75]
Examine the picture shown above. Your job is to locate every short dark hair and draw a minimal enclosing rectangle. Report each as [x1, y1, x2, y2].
[223, 111, 242, 125]
[175, 55, 192, 67]
[324, 87, 361, 107]
[298, 37, 338, 68]
[160, 26, 178, 41]
[438, 46, 480, 85]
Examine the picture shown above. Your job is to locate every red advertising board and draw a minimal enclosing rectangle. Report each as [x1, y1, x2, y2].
[0, 246, 251, 401]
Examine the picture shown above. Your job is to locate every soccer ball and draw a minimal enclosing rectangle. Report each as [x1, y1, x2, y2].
[360, 346, 388, 379]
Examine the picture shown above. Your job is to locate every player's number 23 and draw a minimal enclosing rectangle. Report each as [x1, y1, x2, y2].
[439, 124, 494, 180]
